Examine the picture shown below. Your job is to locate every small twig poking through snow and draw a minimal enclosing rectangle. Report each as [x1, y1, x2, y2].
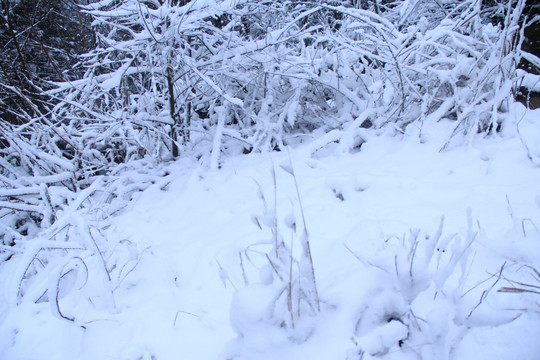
[407, 229, 420, 280]
[515, 107, 537, 163]
[50, 274, 75, 324]
[467, 262, 507, 319]
[48, 256, 89, 329]
[286, 148, 320, 313]
[238, 252, 249, 286]
[497, 287, 540, 295]
[288, 221, 295, 327]
[521, 219, 539, 237]
[112, 246, 150, 292]
[173, 310, 200, 328]
[216, 259, 237, 290]
[271, 166, 279, 258]
[74, 215, 111, 282]
[506, 195, 539, 236]
[343, 243, 387, 273]
[496, 264, 540, 296]
[265, 253, 284, 282]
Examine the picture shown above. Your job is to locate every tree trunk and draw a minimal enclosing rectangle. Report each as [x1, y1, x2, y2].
[167, 67, 179, 158]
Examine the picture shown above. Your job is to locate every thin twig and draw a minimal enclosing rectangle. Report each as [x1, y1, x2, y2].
[467, 262, 506, 319]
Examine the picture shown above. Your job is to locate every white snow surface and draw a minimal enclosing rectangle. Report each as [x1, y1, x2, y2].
[1, 103, 540, 360]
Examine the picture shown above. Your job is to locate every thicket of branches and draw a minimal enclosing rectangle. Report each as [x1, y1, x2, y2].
[0, 0, 537, 321]
[0, 0, 94, 125]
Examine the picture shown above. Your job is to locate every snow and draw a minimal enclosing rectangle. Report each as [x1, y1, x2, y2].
[1, 104, 540, 359]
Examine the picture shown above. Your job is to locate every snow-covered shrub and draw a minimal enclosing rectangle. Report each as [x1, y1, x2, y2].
[346, 210, 529, 359]
[0, 119, 77, 249]
[39, 0, 529, 169]
[0, 153, 170, 326]
[309, 0, 528, 151]
[48, 0, 343, 160]
[231, 162, 319, 346]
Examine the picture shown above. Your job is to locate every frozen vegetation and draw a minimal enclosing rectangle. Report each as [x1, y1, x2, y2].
[0, 0, 539, 359]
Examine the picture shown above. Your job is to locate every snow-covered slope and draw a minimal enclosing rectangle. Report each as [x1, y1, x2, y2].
[1, 104, 539, 360]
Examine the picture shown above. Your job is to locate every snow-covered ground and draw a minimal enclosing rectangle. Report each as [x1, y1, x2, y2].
[1, 103, 540, 360]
